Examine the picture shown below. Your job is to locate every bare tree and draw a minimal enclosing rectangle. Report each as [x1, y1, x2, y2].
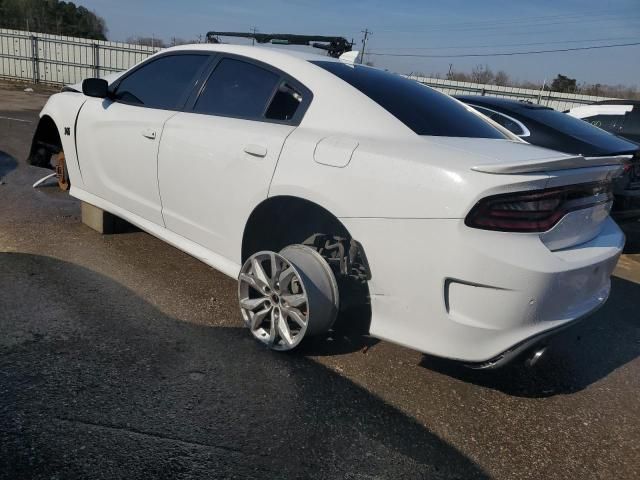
[471, 64, 494, 84]
[126, 36, 166, 48]
[494, 70, 510, 86]
[169, 37, 200, 46]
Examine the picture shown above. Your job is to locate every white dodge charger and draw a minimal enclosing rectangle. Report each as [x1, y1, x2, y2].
[29, 44, 625, 368]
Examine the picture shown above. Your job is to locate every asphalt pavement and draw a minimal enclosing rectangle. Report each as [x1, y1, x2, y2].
[1, 81, 639, 479]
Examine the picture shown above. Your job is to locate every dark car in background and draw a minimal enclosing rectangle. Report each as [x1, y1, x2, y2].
[568, 100, 640, 144]
[456, 95, 640, 220]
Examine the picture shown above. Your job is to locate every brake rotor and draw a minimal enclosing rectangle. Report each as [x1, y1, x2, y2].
[53, 151, 70, 191]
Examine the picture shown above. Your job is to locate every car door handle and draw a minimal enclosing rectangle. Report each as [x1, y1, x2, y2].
[243, 144, 267, 158]
[142, 128, 156, 140]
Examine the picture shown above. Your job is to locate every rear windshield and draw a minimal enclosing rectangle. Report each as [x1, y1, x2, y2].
[520, 106, 639, 152]
[311, 61, 506, 139]
[523, 106, 616, 136]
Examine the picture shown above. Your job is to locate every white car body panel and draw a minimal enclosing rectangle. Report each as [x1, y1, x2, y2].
[76, 99, 174, 225]
[158, 112, 295, 262]
[38, 93, 87, 187]
[342, 215, 621, 361]
[568, 104, 633, 119]
[36, 44, 625, 364]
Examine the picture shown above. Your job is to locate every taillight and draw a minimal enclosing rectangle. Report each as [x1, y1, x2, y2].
[465, 181, 613, 233]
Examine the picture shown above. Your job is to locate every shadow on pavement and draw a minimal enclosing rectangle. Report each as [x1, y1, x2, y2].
[297, 304, 381, 356]
[0, 253, 488, 480]
[420, 276, 640, 398]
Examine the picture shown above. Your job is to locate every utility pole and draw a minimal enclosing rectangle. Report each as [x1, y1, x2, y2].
[360, 28, 371, 64]
[250, 26, 258, 45]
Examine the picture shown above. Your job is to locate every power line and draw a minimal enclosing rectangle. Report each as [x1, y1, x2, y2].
[369, 10, 639, 32]
[373, 16, 640, 34]
[370, 36, 640, 51]
[367, 41, 640, 58]
[369, 8, 632, 29]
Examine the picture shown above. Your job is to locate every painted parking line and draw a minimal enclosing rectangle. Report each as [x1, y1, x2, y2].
[0, 115, 32, 123]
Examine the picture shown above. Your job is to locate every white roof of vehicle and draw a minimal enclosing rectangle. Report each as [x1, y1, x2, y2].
[163, 43, 339, 62]
[158, 43, 339, 67]
[568, 103, 633, 119]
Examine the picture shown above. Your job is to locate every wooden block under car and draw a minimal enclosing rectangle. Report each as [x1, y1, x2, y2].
[81, 202, 134, 234]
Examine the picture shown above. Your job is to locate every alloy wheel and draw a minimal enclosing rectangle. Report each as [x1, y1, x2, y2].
[238, 251, 310, 350]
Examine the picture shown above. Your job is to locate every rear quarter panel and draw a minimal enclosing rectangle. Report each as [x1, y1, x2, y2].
[270, 131, 551, 219]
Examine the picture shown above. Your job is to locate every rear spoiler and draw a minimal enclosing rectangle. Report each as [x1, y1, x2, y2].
[472, 155, 631, 174]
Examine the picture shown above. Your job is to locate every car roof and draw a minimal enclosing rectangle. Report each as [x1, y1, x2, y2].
[454, 95, 550, 111]
[456, 96, 639, 156]
[161, 43, 339, 63]
[591, 99, 640, 106]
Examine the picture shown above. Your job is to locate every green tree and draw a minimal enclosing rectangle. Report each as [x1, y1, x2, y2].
[550, 74, 577, 93]
[0, 0, 108, 40]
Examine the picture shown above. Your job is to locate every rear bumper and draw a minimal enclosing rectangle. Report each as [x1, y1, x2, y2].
[341, 216, 624, 363]
[463, 303, 602, 369]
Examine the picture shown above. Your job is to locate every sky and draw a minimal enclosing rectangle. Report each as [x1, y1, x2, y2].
[77, 0, 640, 87]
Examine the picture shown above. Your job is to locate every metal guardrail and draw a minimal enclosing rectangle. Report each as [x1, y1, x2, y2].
[408, 74, 615, 111]
[0, 28, 618, 110]
[0, 29, 159, 85]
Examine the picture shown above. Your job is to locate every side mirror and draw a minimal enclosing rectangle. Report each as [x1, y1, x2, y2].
[82, 78, 109, 98]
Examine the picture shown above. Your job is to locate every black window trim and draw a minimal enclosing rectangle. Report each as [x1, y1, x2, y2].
[185, 53, 313, 126]
[468, 104, 531, 137]
[108, 50, 217, 111]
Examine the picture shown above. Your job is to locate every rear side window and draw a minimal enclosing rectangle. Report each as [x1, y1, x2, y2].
[265, 82, 304, 121]
[311, 61, 506, 138]
[583, 114, 626, 133]
[114, 54, 210, 109]
[473, 106, 527, 136]
[194, 58, 280, 119]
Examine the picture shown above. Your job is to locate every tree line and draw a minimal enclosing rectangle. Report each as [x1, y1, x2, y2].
[419, 64, 639, 100]
[0, 0, 107, 40]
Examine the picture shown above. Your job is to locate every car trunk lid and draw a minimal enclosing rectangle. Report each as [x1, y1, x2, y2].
[427, 137, 625, 251]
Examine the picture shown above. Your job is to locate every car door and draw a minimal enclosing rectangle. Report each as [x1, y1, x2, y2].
[76, 53, 212, 225]
[157, 56, 311, 261]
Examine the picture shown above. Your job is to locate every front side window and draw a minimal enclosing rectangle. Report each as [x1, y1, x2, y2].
[311, 61, 506, 138]
[114, 54, 210, 110]
[194, 58, 280, 119]
[473, 106, 527, 136]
